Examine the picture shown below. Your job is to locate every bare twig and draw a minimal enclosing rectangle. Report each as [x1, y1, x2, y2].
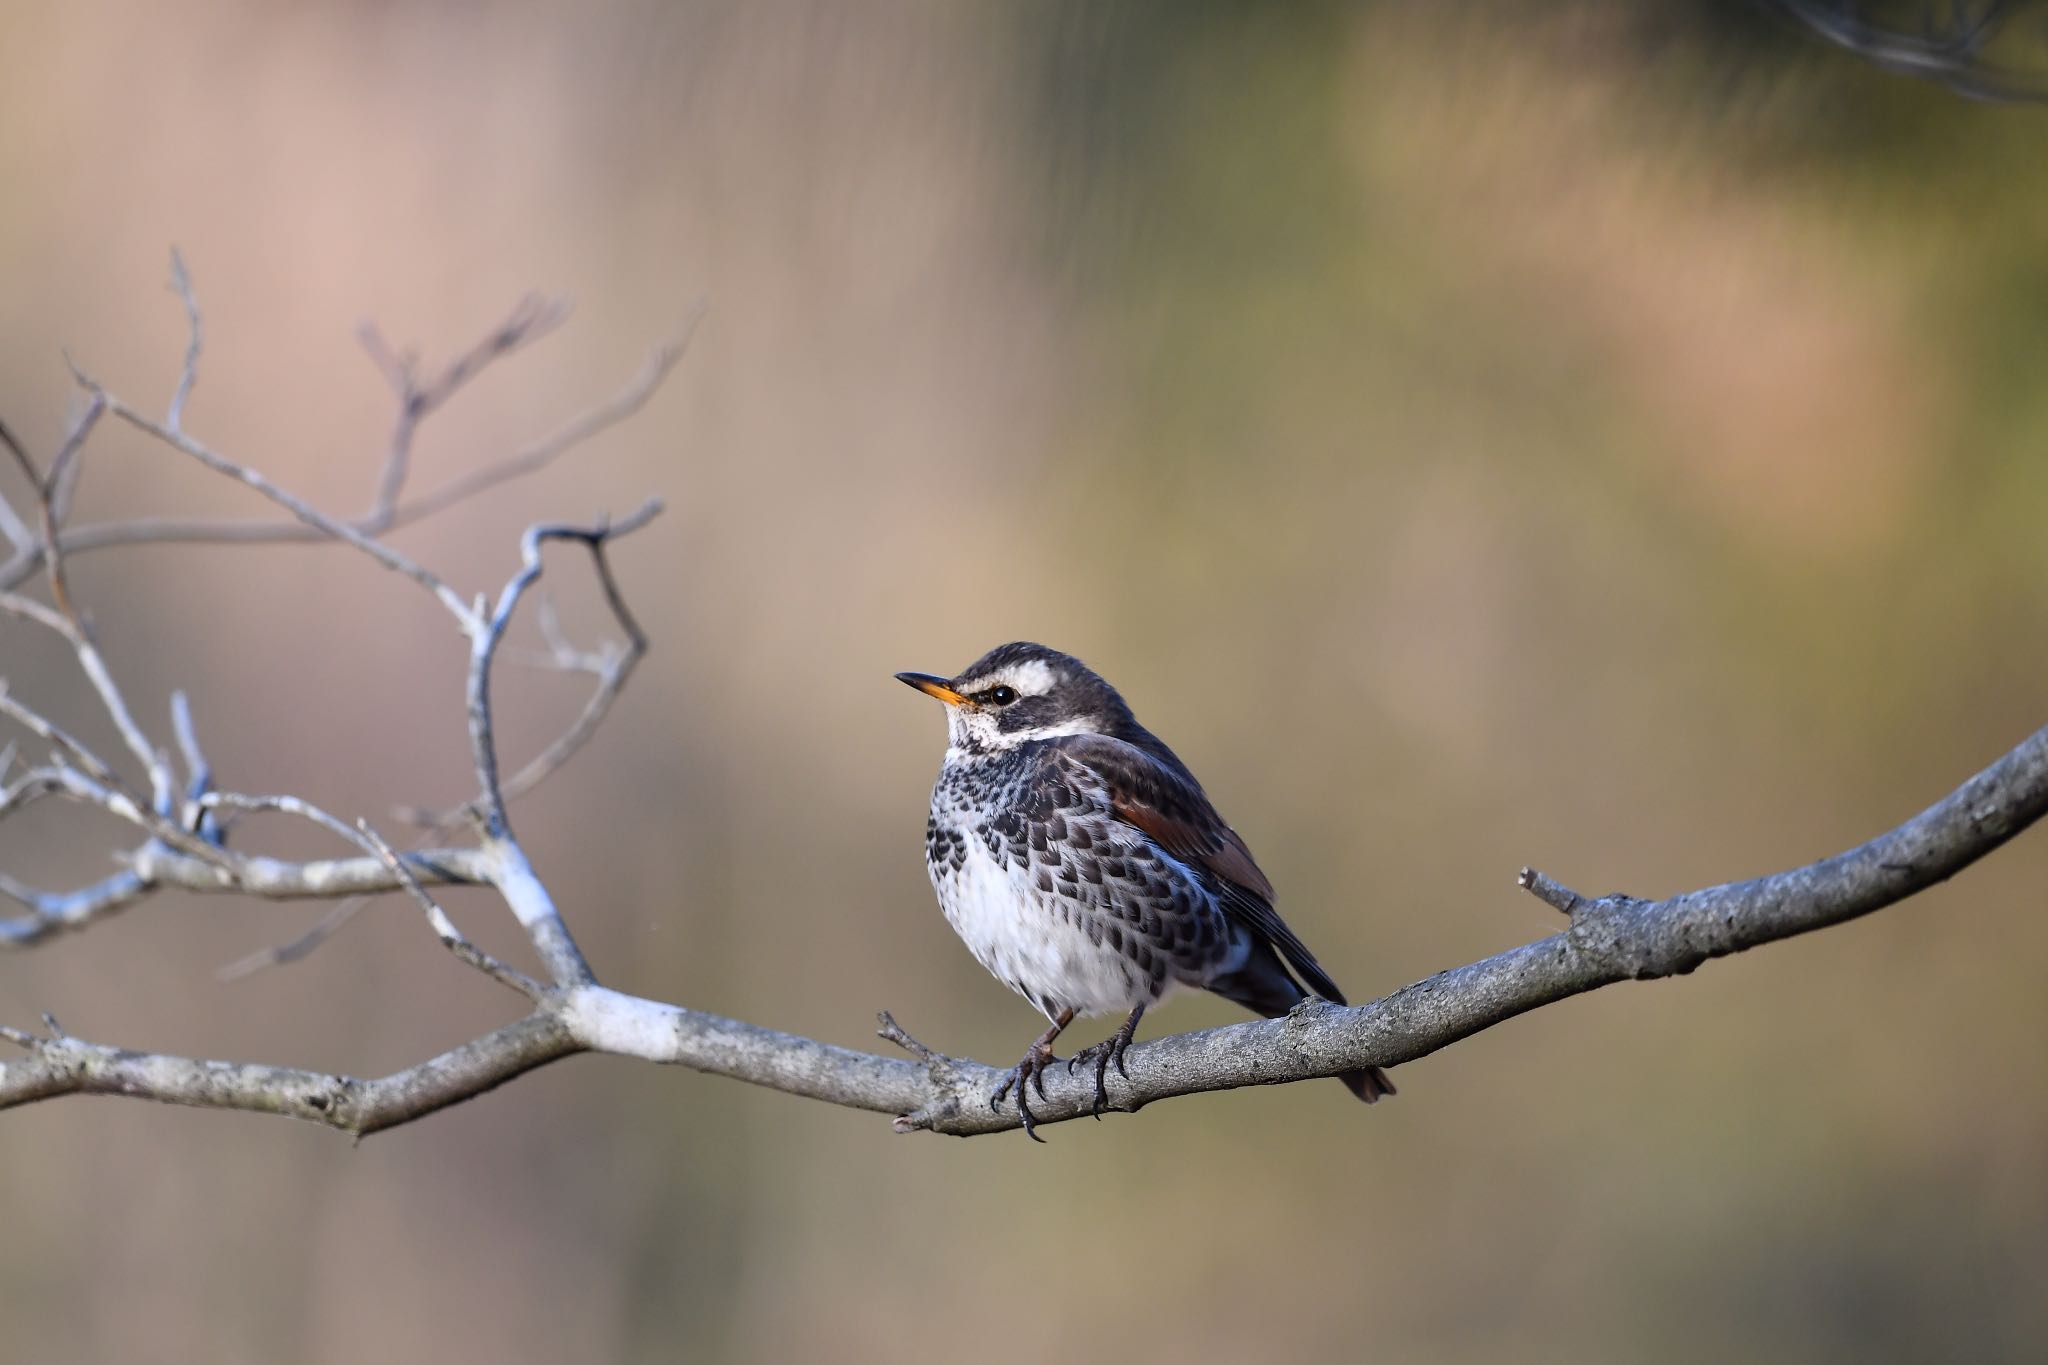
[75, 377, 477, 627]
[39, 393, 107, 627]
[0, 420, 43, 551]
[1766, 0, 2048, 101]
[48, 396, 94, 526]
[1, 264, 669, 980]
[1, 838, 496, 951]
[168, 690, 220, 843]
[0, 302, 697, 593]
[350, 817, 545, 1000]
[362, 293, 572, 520]
[0, 493, 33, 560]
[0, 419, 38, 490]
[394, 301, 701, 524]
[0, 494, 33, 556]
[245, 546, 650, 978]
[0, 679, 122, 792]
[1516, 866, 1584, 916]
[1, 379, 155, 815]
[0, 683, 215, 866]
[214, 898, 370, 981]
[167, 247, 203, 432]
[466, 501, 662, 835]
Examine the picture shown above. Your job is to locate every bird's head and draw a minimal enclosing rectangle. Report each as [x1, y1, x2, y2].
[896, 641, 1134, 754]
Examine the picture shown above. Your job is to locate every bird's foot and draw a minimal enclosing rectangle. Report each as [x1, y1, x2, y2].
[1066, 1005, 1143, 1120]
[990, 1040, 1059, 1142]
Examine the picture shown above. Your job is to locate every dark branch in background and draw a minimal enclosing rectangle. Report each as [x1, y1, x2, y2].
[4, 258, 2046, 1140]
[1764, 0, 2048, 100]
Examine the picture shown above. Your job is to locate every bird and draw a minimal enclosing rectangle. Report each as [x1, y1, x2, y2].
[896, 641, 1392, 1138]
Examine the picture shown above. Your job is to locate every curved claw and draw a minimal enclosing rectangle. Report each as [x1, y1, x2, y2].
[989, 1055, 1051, 1141]
[988, 1008, 1074, 1141]
[1068, 1004, 1145, 1120]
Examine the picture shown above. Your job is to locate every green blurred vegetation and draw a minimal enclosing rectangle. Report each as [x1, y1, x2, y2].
[1, 3, 2046, 1362]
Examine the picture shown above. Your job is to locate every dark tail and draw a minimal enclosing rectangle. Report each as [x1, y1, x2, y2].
[1207, 939, 1395, 1104]
[1337, 1062, 1396, 1103]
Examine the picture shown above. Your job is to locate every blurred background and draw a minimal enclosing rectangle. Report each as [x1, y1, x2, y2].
[3, 2, 2046, 1361]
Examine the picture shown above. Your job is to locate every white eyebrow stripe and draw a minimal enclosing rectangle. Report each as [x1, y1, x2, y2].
[960, 658, 1060, 698]
[1008, 717, 1100, 740]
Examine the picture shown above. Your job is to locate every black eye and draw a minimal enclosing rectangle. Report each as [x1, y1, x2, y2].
[988, 685, 1018, 706]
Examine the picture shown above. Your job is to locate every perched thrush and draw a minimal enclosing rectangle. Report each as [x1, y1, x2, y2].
[898, 642, 1392, 1138]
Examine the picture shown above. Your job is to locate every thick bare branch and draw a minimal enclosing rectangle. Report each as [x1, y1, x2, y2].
[483, 836, 593, 988]
[1, 840, 495, 950]
[6, 719, 2045, 1135]
[124, 843, 495, 898]
[0, 1013, 579, 1136]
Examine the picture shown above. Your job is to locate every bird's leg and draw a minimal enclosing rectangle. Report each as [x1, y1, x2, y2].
[990, 1007, 1074, 1142]
[1067, 1004, 1145, 1120]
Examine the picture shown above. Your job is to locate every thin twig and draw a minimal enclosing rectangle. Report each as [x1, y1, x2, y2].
[168, 690, 218, 839]
[0, 418, 39, 492]
[214, 898, 369, 981]
[0, 419, 41, 551]
[0, 680, 129, 796]
[39, 393, 106, 629]
[394, 301, 701, 524]
[48, 395, 95, 526]
[352, 818, 546, 1000]
[0, 314, 696, 593]
[194, 793, 543, 998]
[466, 500, 662, 834]
[362, 294, 572, 520]
[166, 247, 203, 432]
[1516, 866, 1584, 916]
[0, 615, 177, 831]
[79, 376, 476, 628]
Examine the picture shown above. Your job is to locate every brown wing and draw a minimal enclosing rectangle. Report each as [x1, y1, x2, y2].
[1052, 733, 1348, 1004]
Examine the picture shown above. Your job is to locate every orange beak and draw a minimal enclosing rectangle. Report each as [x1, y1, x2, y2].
[895, 671, 968, 706]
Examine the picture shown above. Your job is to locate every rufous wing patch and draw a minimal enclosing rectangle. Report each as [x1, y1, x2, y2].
[1109, 791, 1275, 903]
